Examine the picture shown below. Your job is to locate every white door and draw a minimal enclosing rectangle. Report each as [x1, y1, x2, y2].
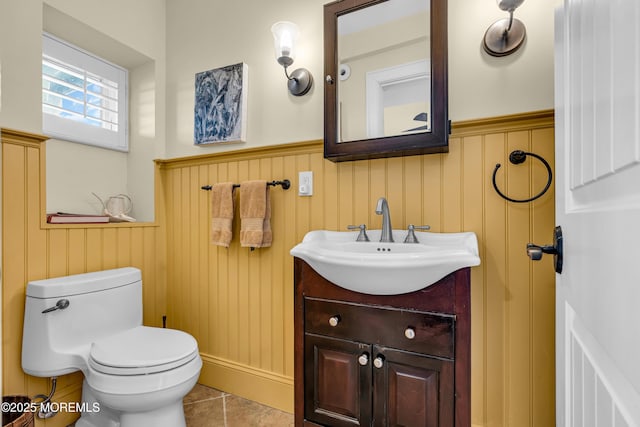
[555, 1, 640, 426]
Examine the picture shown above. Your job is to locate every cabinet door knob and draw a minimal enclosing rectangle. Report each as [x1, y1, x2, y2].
[328, 316, 340, 327]
[358, 353, 369, 366]
[404, 327, 416, 339]
[373, 356, 384, 369]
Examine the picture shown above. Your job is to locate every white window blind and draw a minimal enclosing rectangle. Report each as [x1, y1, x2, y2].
[42, 33, 128, 151]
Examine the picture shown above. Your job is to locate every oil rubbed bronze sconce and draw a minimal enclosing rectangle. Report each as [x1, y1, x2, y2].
[271, 21, 313, 96]
[483, 0, 526, 57]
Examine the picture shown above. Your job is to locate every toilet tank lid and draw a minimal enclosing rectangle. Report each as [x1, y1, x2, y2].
[26, 267, 141, 299]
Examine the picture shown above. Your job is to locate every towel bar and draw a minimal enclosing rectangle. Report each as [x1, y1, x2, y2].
[201, 179, 290, 191]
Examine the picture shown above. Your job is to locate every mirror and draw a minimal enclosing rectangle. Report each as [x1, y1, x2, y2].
[324, 0, 448, 161]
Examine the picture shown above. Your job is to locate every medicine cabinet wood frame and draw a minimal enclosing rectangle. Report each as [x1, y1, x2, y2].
[323, 0, 449, 162]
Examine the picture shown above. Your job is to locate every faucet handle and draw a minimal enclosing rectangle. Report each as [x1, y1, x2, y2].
[404, 224, 431, 243]
[347, 224, 370, 242]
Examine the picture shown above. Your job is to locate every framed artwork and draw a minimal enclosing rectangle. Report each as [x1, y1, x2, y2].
[194, 62, 248, 145]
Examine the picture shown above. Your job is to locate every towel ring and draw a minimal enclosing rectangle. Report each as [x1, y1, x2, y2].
[492, 150, 552, 203]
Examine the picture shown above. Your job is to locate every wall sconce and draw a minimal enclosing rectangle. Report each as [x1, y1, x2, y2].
[271, 21, 313, 96]
[483, 0, 526, 57]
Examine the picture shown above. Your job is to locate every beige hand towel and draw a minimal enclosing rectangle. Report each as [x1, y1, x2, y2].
[210, 182, 235, 247]
[240, 180, 272, 248]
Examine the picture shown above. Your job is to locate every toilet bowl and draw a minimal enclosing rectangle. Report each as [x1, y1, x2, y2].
[21, 267, 202, 427]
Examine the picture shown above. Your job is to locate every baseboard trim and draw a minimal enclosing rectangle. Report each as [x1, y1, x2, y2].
[197, 353, 294, 413]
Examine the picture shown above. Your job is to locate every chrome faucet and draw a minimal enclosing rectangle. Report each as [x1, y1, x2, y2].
[375, 197, 394, 242]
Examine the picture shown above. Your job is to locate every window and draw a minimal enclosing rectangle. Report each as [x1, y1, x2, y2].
[42, 33, 128, 151]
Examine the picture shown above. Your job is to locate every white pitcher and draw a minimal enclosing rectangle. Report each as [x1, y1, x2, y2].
[92, 193, 133, 218]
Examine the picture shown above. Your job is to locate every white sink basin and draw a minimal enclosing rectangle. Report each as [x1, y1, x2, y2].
[290, 229, 480, 295]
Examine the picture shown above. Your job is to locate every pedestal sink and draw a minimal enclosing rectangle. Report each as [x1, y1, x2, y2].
[290, 229, 480, 295]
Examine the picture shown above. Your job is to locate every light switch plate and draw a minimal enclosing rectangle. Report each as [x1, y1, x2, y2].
[298, 171, 313, 196]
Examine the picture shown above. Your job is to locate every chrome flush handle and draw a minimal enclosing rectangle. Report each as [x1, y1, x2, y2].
[42, 299, 70, 314]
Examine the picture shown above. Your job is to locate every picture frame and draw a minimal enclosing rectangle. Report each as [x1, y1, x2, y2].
[194, 62, 248, 145]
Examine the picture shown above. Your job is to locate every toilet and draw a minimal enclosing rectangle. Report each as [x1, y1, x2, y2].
[21, 267, 202, 427]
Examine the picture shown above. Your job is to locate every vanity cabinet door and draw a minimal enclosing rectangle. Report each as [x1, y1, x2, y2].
[304, 334, 373, 426]
[372, 346, 454, 427]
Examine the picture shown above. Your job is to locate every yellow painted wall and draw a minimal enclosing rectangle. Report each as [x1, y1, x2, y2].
[158, 111, 556, 426]
[1, 128, 165, 426]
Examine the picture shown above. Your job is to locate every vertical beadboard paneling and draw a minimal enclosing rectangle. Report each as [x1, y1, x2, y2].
[85, 228, 103, 272]
[461, 134, 486, 425]
[2, 129, 163, 427]
[269, 155, 286, 375]
[166, 167, 179, 330]
[368, 159, 386, 226]
[505, 130, 532, 425]
[483, 131, 508, 425]
[26, 146, 47, 282]
[386, 158, 404, 225]
[3, 141, 28, 394]
[197, 164, 211, 353]
[206, 163, 219, 355]
[159, 111, 556, 421]
[102, 228, 118, 270]
[442, 135, 463, 232]
[309, 153, 327, 231]
[353, 159, 370, 224]
[116, 228, 132, 268]
[48, 229, 68, 277]
[258, 158, 272, 371]
[281, 155, 296, 380]
[404, 156, 423, 225]
[530, 127, 556, 427]
[68, 229, 87, 274]
[422, 153, 443, 230]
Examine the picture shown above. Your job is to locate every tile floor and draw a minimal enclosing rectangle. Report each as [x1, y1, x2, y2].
[65, 384, 291, 427]
[184, 384, 294, 427]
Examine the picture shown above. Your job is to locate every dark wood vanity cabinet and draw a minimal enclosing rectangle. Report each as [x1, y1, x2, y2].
[294, 258, 471, 427]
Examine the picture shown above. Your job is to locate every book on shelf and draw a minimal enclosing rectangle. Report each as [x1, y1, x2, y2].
[46, 212, 110, 224]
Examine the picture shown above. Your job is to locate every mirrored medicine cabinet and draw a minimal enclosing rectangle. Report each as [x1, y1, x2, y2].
[323, 0, 449, 162]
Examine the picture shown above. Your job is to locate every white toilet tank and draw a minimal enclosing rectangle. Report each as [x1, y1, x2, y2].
[22, 267, 143, 377]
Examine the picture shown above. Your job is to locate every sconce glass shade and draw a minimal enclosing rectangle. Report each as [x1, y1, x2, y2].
[496, 0, 525, 12]
[271, 21, 298, 67]
[270, 20, 313, 96]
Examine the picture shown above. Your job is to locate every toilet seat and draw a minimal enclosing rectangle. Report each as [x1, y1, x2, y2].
[89, 326, 199, 376]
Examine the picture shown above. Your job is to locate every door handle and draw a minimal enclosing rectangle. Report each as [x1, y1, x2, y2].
[526, 226, 563, 274]
[526, 244, 556, 260]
